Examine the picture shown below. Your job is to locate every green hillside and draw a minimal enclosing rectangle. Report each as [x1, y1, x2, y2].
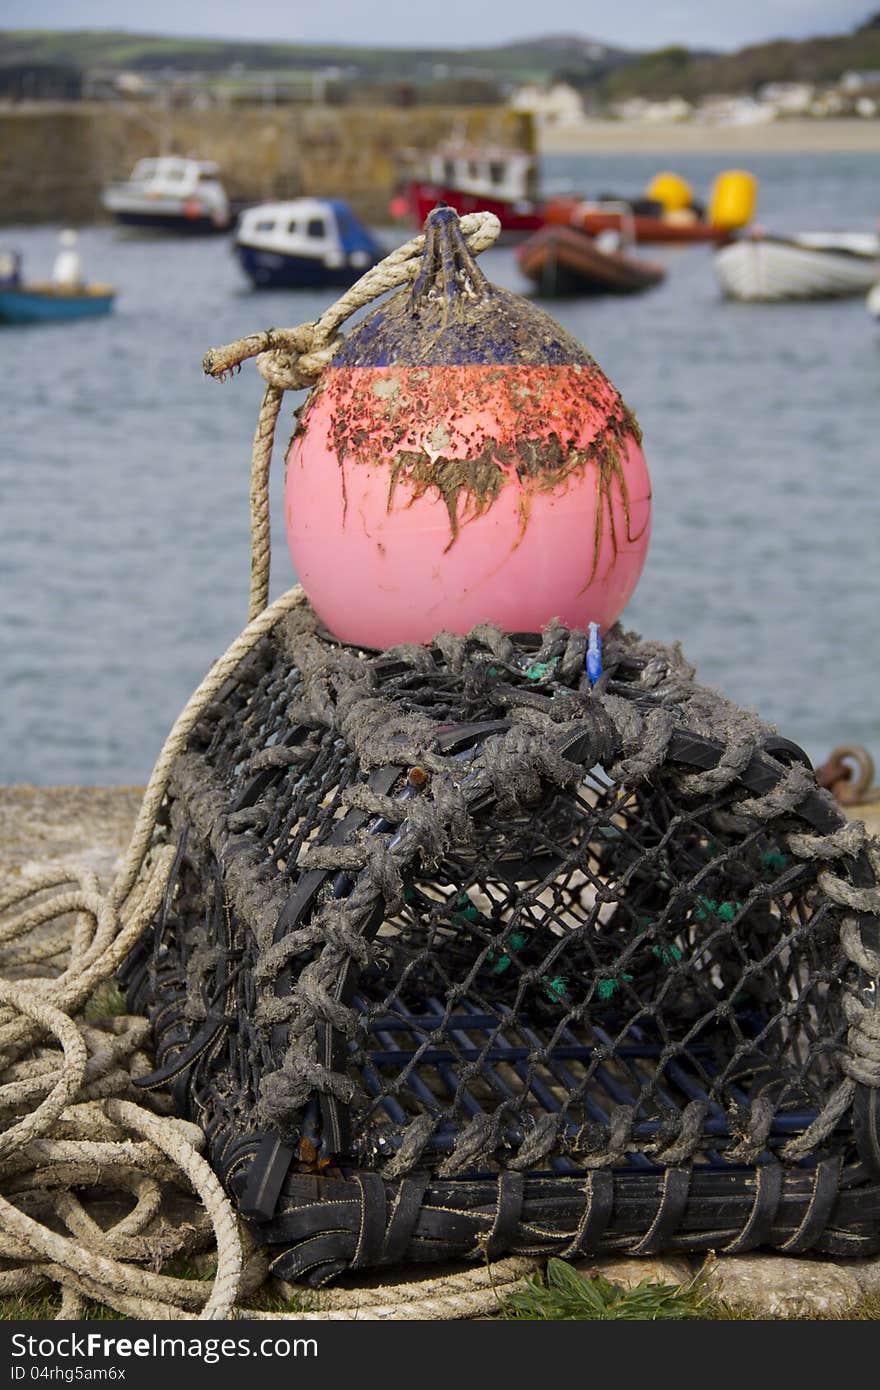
[1, 14, 878, 96]
[0, 29, 630, 87]
[598, 17, 880, 100]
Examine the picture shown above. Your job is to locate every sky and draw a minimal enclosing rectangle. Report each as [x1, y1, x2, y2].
[0, 0, 873, 52]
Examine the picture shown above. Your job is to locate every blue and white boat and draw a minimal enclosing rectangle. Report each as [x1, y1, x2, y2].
[234, 198, 383, 289]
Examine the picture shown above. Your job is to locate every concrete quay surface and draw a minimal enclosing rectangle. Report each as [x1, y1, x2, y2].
[1, 781, 879, 1318]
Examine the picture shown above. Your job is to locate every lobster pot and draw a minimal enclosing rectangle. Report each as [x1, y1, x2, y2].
[124, 606, 880, 1285]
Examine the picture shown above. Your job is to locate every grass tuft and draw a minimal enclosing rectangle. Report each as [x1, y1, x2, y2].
[843, 1292, 880, 1320]
[81, 981, 128, 1021]
[240, 1285, 314, 1314]
[0, 1292, 122, 1320]
[501, 1258, 736, 1320]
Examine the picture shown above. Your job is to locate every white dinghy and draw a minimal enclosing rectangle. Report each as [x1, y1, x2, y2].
[715, 231, 880, 302]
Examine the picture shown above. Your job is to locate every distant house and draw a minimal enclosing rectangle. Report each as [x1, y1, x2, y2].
[757, 82, 815, 115]
[0, 63, 83, 102]
[608, 95, 692, 123]
[509, 82, 586, 127]
[810, 89, 846, 116]
[695, 95, 774, 126]
[840, 69, 880, 91]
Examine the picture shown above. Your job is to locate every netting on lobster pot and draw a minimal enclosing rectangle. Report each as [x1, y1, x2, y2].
[122, 605, 880, 1286]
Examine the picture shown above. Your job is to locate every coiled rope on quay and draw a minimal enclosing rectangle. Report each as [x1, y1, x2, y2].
[0, 212, 540, 1319]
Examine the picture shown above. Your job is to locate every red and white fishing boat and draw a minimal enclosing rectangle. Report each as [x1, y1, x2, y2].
[392, 147, 543, 236]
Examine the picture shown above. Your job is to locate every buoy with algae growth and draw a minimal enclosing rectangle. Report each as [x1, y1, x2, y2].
[286, 204, 651, 648]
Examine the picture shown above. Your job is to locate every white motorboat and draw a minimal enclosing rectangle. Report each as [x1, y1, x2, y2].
[234, 198, 383, 289]
[868, 281, 880, 318]
[102, 156, 231, 233]
[715, 231, 880, 302]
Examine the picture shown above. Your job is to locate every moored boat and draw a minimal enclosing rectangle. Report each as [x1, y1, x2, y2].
[543, 170, 757, 246]
[545, 196, 730, 245]
[0, 284, 116, 324]
[234, 198, 383, 289]
[866, 280, 880, 318]
[517, 224, 666, 296]
[102, 157, 230, 233]
[715, 231, 880, 301]
[393, 147, 542, 236]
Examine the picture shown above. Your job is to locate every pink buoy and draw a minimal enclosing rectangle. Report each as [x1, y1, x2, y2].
[286, 206, 651, 648]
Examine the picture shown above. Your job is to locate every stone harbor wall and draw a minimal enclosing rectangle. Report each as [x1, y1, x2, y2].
[1, 781, 878, 1317]
[0, 102, 533, 224]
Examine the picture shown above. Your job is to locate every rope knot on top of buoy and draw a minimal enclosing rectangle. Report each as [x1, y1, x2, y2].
[201, 323, 342, 391]
[257, 331, 342, 391]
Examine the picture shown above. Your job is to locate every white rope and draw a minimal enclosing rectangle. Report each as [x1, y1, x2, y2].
[244, 1256, 540, 1321]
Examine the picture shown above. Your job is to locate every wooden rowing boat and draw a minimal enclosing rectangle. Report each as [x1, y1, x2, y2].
[517, 225, 666, 297]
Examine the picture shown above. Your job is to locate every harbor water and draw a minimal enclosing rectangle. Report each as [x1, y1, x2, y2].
[1, 150, 878, 785]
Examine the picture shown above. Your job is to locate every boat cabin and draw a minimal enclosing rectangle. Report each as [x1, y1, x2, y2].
[121, 157, 224, 196]
[418, 149, 538, 205]
[236, 199, 379, 268]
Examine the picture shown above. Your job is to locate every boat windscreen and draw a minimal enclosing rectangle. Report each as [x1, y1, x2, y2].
[330, 202, 379, 256]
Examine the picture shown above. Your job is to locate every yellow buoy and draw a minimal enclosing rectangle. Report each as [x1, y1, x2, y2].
[645, 171, 694, 213]
[708, 170, 758, 229]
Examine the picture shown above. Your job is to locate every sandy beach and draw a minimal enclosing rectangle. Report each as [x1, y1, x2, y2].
[540, 117, 880, 154]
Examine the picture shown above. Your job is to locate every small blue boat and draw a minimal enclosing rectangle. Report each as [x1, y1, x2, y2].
[234, 198, 383, 289]
[0, 284, 116, 325]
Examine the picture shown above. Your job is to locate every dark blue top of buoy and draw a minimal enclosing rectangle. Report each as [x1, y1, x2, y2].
[331, 204, 594, 369]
